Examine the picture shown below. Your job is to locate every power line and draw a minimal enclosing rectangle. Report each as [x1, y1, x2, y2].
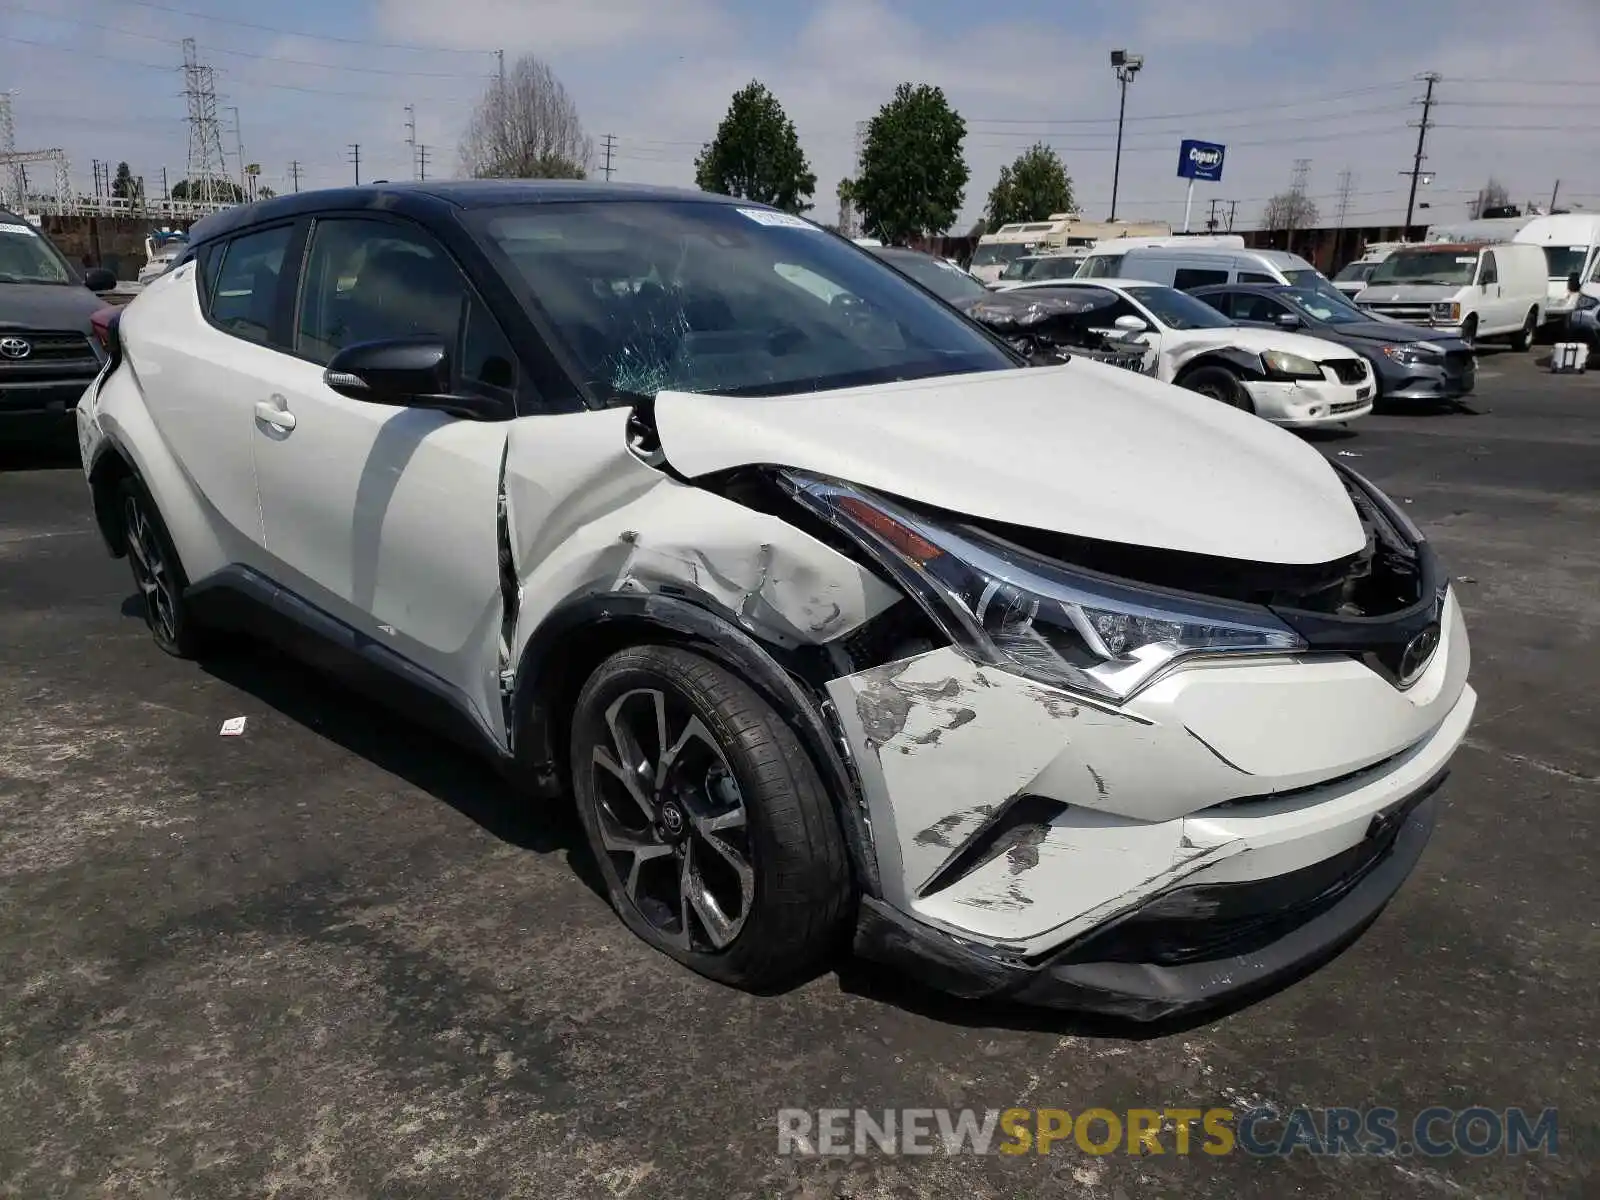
[965, 81, 1413, 126]
[0, 2, 496, 78]
[114, 0, 497, 54]
[0, 33, 483, 102]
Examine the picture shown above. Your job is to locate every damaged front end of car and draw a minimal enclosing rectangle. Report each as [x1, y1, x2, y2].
[957, 291, 1153, 374]
[509, 378, 1472, 1020]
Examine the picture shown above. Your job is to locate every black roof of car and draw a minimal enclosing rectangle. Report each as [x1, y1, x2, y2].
[187, 180, 748, 247]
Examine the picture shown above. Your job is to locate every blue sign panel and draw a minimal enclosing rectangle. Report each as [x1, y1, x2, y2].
[1178, 140, 1226, 181]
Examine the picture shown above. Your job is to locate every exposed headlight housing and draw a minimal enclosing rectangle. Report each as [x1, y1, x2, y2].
[1431, 301, 1461, 322]
[779, 473, 1307, 702]
[1381, 344, 1432, 364]
[1261, 349, 1325, 381]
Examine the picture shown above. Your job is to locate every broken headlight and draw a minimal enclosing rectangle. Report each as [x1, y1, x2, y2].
[781, 473, 1306, 702]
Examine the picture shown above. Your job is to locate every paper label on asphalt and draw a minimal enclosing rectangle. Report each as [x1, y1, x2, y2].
[0, 222, 38, 236]
[736, 208, 818, 230]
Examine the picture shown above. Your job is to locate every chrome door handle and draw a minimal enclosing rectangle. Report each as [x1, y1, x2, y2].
[254, 399, 296, 431]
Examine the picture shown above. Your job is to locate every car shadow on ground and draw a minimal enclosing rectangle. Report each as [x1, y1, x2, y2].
[0, 437, 79, 473]
[116, 595, 607, 899]
[115, 593, 1354, 1032]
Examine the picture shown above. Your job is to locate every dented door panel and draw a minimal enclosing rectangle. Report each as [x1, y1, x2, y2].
[503, 417, 903, 672]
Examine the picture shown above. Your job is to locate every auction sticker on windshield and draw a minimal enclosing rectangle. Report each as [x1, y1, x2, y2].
[737, 208, 819, 230]
[0, 222, 38, 236]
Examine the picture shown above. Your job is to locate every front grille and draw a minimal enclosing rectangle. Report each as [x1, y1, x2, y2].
[1322, 358, 1368, 384]
[1364, 303, 1437, 325]
[0, 329, 99, 381]
[1330, 399, 1369, 415]
[0, 330, 95, 362]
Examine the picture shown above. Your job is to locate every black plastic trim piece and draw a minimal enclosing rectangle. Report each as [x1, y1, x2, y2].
[184, 565, 509, 763]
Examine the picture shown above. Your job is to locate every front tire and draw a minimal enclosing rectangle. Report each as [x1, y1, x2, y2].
[1180, 365, 1253, 412]
[1509, 308, 1537, 352]
[570, 645, 851, 990]
[119, 476, 204, 658]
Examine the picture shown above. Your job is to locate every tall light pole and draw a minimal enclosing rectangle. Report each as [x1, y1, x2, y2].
[1108, 49, 1143, 222]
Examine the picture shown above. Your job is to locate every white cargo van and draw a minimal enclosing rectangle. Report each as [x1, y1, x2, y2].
[1355, 242, 1546, 348]
[1098, 246, 1341, 297]
[1513, 213, 1600, 328]
[1074, 235, 1245, 281]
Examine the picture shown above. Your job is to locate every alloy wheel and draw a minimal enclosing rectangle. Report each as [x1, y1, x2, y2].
[124, 493, 177, 644]
[590, 687, 755, 952]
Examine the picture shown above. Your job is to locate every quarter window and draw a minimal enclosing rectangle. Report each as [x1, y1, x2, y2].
[208, 225, 293, 345]
[1173, 267, 1230, 289]
[1240, 271, 1278, 284]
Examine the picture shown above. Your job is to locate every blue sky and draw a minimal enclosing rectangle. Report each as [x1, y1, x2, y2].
[3, 0, 1597, 229]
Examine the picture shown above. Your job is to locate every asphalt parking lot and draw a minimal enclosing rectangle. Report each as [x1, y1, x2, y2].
[2, 351, 1596, 1199]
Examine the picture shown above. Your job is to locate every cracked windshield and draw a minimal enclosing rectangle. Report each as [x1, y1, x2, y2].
[472, 201, 1013, 400]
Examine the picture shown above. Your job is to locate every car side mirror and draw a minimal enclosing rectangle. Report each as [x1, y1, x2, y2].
[1569, 271, 1582, 294]
[83, 267, 118, 293]
[1275, 312, 1303, 329]
[1113, 314, 1148, 332]
[324, 337, 501, 419]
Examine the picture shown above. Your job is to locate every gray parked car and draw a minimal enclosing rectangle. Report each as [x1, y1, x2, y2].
[0, 209, 117, 440]
[1193, 282, 1475, 405]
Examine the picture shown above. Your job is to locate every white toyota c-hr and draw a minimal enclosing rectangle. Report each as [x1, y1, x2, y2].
[77, 182, 1474, 1020]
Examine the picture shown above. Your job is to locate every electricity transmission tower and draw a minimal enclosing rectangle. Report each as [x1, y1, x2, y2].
[404, 104, 417, 179]
[181, 38, 229, 205]
[0, 90, 72, 213]
[601, 133, 615, 181]
[1335, 168, 1356, 229]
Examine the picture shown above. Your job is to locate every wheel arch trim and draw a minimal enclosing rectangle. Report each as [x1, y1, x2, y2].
[510, 590, 880, 895]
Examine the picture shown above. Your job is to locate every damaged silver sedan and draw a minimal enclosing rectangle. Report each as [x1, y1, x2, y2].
[78, 181, 1475, 1020]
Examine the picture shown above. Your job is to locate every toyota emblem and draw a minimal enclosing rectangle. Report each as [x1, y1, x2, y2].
[0, 336, 31, 359]
[1398, 623, 1441, 685]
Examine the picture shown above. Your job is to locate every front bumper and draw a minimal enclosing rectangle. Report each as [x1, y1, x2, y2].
[0, 377, 98, 439]
[1381, 357, 1476, 401]
[1242, 376, 1374, 427]
[828, 586, 1474, 1019]
[856, 783, 1439, 1021]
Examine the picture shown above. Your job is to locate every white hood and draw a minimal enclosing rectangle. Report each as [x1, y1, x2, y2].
[653, 364, 1367, 565]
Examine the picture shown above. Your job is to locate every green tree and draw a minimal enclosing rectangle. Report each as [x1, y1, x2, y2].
[853, 83, 968, 244]
[695, 81, 815, 213]
[112, 161, 136, 200]
[171, 177, 245, 203]
[985, 143, 1073, 233]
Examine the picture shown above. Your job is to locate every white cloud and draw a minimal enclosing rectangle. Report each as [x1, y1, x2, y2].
[1, 0, 1597, 230]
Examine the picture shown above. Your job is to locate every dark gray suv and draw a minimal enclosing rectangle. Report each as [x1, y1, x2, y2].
[0, 210, 117, 440]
